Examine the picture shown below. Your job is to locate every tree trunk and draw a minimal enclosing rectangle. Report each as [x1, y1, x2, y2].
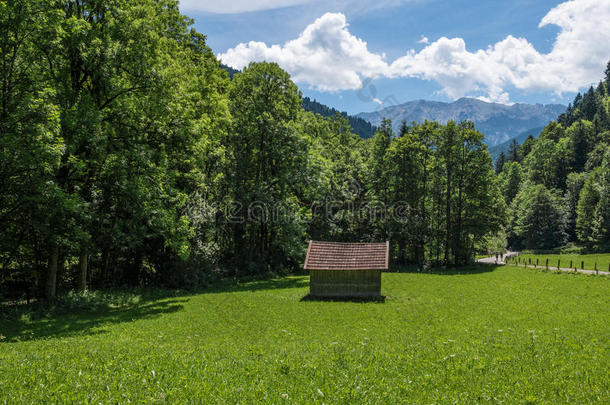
[45, 242, 59, 300]
[78, 248, 88, 291]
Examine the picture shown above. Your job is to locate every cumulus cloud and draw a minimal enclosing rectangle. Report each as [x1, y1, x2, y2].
[219, 13, 387, 92]
[220, 0, 610, 102]
[179, 0, 316, 14]
[418, 36, 429, 44]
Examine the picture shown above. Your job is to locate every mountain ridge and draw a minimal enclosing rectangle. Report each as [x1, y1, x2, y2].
[357, 98, 566, 146]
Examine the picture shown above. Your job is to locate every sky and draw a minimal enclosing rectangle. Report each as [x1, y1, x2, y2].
[182, 0, 610, 115]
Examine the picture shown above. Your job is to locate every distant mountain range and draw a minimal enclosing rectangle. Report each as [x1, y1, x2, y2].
[356, 98, 566, 146]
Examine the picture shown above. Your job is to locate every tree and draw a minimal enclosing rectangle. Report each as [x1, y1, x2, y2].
[0, 0, 63, 298]
[510, 184, 567, 250]
[566, 120, 595, 172]
[605, 60, 610, 89]
[498, 161, 523, 205]
[564, 172, 587, 242]
[523, 138, 569, 190]
[539, 122, 565, 142]
[227, 62, 305, 273]
[495, 152, 506, 173]
[577, 150, 610, 250]
[385, 121, 435, 265]
[508, 139, 519, 162]
[519, 135, 536, 160]
[365, 118, 393, 240]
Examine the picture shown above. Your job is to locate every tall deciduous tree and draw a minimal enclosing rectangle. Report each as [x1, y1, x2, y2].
[227, 62, 306, 273]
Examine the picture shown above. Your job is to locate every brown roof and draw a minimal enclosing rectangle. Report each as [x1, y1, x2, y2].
[304, 241, 389, 270]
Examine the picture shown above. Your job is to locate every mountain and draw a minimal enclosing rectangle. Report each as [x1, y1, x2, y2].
[302, 97, 377, 138]
[356, 98, 566, 146]
[488, 127, 543, 161]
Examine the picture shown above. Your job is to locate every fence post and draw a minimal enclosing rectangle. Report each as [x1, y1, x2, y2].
[569, 260, 572, 269]
[558, 259, 560, 271]
[595, 262, 597, 275]
[546, 258, 548, 270]
[536, 258, 539, 267]
[528, 258, 531, 265]
[581, 260, 584, 270]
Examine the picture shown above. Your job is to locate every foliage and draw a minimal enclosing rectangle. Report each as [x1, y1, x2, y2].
[503, 62, 610, 251]
[509, 184, 567, 250]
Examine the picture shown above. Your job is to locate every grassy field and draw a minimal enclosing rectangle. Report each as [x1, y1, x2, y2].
[510, 253, 610, 271]
[1, 265, 609, 403]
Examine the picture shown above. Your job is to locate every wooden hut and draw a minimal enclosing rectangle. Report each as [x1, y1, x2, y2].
[304, 241, 389, 298]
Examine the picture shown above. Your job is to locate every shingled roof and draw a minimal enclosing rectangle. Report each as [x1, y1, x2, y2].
[304, 241, 389, 270]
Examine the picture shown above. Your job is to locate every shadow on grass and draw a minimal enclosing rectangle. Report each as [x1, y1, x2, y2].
[300, 294, 386, 303]
[0, 277, 310, 343]
[0, 298, 188, 343]
[204, 276, 309, 294]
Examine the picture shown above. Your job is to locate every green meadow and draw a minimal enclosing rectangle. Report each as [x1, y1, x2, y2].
[1, 265, 608, 403]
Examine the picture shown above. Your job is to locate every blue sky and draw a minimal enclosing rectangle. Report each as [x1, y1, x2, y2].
[183, 0, 610, 115]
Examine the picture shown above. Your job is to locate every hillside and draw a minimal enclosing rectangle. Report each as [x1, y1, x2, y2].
[357, 98, 565, 146]
[302, 97, 377, 138]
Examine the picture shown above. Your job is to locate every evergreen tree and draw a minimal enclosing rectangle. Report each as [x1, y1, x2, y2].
[508, 139, 519, 162]
[495, 152, 506, 173]
[511, 184, 567, 250]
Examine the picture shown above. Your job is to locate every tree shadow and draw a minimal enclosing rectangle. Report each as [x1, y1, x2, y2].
[0, 277, 311, 343]
[0, 298, 187, 343]
[203, 276, 309, 294]
[300, 294, 386, 303]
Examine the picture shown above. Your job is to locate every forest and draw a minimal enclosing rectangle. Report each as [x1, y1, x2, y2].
[0, 0, 608, 300]
[496, 70, 610, 253]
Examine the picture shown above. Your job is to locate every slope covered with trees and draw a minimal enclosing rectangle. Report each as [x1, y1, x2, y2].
[302, 96, 377, 138]
[497, 63, 610, 252]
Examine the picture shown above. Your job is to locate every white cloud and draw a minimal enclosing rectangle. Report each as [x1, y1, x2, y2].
[418, 35, 429, 44]
[390, 0, 610, 102]
[179, 0, 316, 14]
[220, 0, 610, 103]
[219, 13, 387, 92]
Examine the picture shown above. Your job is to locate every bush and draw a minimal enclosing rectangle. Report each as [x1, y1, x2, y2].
[560, 243, 586, 254]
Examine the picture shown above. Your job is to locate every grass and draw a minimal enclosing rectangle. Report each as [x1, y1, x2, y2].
[510, 253, 610, 271]
[0, 265, 608, 403]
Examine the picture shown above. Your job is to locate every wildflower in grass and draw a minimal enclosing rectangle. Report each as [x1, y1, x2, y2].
[317, 388, 324, 397]
[281, 393, 288, 399]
